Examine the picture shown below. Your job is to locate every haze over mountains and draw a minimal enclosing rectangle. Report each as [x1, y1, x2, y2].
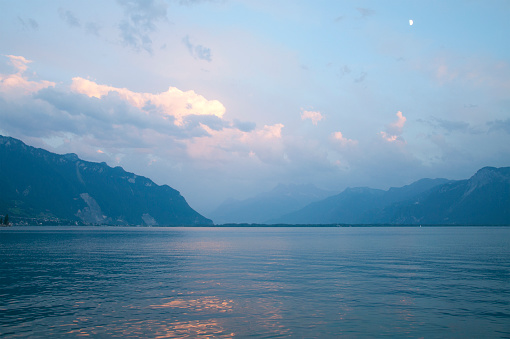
[0, 135, 211, 225]
[213, 168, 510, 225]
[209, 184, 336, 224]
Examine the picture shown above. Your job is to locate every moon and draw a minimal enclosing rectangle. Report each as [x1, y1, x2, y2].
[409, 19, 414, 26]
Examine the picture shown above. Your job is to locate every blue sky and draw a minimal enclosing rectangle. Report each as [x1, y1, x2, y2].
[1, 0, 509, 214]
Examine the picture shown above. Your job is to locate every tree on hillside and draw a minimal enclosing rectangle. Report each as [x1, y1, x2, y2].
[3, 214, 9, 225]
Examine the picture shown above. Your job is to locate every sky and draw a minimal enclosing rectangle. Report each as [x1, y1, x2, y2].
[1, 0, 509, 215]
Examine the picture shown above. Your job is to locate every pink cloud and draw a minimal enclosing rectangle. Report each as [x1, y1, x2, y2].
[259, 123, 284, 139]
[185, 123, 286, 165]
[331, 131, 358, 147]
[5, 55, 31, 72]
[71, 77, 226, 126]
[381, 111, 406, 142]
[0, 55, 55, 95]
[301, 110, 323, 125]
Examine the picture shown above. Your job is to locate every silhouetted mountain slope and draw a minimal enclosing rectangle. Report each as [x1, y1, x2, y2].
[209, 183, 335, 224]
[381, 167, 510, 225]
[0, 135, 211, 225]
[274, 178, 455, 224]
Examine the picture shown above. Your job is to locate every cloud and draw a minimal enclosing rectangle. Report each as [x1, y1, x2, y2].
[182, 36, 212, 62]
[301, 110, 323, 125]
[177, 122, 286, 166]
[380, 111, 406, 142]
[0, 56, 293, 177]
[331, 131, 358, 147]
[117, 0, 168, 54]
[356, 8, 375, 17]
[0, 56, 229, 145]
[425, 55, 510, 97]
[259, 123, 284, 139]
[58, 8, 81, 27]
[487, 119, 510, 134]
[179, 0, 215, 5]
[417, 117, 482, 135]
[0, 55, 55, 95]
[432, 117, 470, 133]
[70, 77, 225, 125]
[247, 124, 286, 164]
[233, 119, 256, 132]
[183, 114, 229, 132]
[0, 54, 448, 213]
[0, 83, 218, 149]
[354, 72, 367, 83]
[5, 55, 31, 73]
[390, 111, 406, 131]
[434, 61, 457, 84]
[18, 17, 39, 30]
[85, 22, 101, 36]
[337, 65, 351, 78]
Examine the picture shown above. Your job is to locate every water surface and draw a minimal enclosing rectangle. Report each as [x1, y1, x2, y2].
[1, 226, 509, 338]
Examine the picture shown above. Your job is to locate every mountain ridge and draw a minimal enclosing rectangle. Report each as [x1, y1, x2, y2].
[209, 183, 336, 224]
[0, 135, 212, 225]
[273, 167, 509, 225]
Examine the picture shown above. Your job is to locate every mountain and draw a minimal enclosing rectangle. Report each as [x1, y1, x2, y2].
[209, 183, 336, 224]
[274, 178, 452, 224]
[0, 135, 212, 225]
[380, 167, 510, 225]
[276, 167, 510, 225]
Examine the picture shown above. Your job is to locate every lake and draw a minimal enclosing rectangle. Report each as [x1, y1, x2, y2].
[1, 226, 509, 338]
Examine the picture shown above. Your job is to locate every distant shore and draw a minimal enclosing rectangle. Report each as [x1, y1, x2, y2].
[2, 222, 509, 227]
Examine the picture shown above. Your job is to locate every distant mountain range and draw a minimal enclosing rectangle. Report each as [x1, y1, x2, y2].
[209, 183, 336, 224]
[212, 167, 510, 225]
[271, 167, 510, 225]
[1, 135, 508, 226]
[0, 135, 211, 225]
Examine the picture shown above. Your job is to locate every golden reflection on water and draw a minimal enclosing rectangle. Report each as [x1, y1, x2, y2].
[59, 295, 298, 338]
[65, 318, 234, 338]
[62, 296, 236, 338]
[154, 319, 234, 339]
[150, 296, 234, 313]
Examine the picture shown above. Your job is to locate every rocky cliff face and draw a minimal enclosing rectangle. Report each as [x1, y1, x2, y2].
[0, 135, 212, 225]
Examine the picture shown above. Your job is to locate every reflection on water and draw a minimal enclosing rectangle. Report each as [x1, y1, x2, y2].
[151, 296, 234, 312]
[63, 319, 233, 338]
[1, 226, 510, 338]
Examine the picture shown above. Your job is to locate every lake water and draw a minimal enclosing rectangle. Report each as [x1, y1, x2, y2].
[1, 226, 509, 338]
